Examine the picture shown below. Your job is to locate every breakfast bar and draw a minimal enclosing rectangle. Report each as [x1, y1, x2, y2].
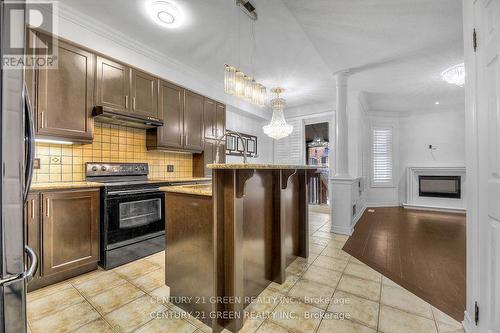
[163, 164, 319, 333]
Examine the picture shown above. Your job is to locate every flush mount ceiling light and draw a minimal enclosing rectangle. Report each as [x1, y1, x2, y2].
[148, 1, 184, 28]
[263, 88, 293, 140]
[441, 63, 465, 87]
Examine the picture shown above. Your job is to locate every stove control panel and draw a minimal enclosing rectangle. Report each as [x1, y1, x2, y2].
[86, 163, 149, 177]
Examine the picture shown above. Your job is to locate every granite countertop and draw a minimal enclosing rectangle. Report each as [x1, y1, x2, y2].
[30, 182, 104, 191]
[207, 163, 323, 170]
[149, 177, 211, 183]
[160, 184, 212, 197]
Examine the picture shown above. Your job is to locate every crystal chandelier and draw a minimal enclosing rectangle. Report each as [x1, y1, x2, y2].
[224, 65, 267, 107]
[263, 88, 293, 140]
[441, 63, 465, 87]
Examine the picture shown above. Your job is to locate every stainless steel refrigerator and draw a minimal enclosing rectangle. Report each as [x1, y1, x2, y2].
[1, 0, 38, 331]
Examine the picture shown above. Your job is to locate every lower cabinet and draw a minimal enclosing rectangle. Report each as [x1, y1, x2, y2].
[26, 188, 100, 291]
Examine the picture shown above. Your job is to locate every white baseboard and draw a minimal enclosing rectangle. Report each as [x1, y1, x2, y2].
[462, 311, 475, 333]
[331, 225, 353, 236]
[366, 202, 400, 208]
[403, 203, 466, 214]
[351, 205, 366, 228]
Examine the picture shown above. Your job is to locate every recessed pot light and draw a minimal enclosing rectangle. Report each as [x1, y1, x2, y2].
[435, 101, 440, 105]
[148, 1, 184, 28]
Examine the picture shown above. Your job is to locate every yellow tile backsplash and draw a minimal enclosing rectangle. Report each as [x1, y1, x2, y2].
[33, 123, 193, 183]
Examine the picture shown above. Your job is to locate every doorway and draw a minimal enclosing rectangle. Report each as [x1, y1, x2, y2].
[305, 122, 330, 206]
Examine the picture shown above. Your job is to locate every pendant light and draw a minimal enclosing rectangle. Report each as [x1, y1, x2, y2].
[263, 88, 293, 140]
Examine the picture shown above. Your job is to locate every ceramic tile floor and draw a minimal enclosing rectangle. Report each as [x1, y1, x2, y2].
[27, 211, 465, 333]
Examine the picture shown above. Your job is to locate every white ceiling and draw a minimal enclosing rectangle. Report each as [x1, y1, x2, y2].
[59, 0, 464, 114]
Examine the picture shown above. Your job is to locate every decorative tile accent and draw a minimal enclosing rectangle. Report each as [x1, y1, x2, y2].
[33, 123, 193, 183]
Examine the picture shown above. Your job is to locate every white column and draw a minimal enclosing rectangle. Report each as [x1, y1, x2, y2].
[334, 72, 350, 178]
[330, 71, 355, 235]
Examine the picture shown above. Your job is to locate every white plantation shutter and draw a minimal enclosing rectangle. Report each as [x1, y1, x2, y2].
[274, 118, 303, 164]
[372, 127, 393, 186]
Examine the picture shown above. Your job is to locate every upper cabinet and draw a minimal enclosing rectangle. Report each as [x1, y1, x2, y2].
[96, 56, 130, 113]
[204, 99, 226, 139]
[148, 80, 184, 149]
[204, 98, 217, 139]
[183, 90, 204, 151]
[96, 57, 161, 121]
[147, 82, 206, 153]
[130, 69, 159, 120]
[35, 33, 94, 143]
[216, 102, 226, 138]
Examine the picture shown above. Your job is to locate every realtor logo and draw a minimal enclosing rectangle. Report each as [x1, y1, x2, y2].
[2, 1, 58, 69]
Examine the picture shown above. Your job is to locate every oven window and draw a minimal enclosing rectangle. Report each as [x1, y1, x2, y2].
[119, 198, 162, 229]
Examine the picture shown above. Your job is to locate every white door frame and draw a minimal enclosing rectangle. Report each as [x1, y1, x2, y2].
[463, 0, 500, 332]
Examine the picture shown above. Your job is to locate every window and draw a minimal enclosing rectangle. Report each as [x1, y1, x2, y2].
[372, 127, 393, 186]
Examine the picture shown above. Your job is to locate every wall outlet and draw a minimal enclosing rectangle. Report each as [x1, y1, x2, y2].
[167, 165, 174, 172]
[33, 158, 41, 169]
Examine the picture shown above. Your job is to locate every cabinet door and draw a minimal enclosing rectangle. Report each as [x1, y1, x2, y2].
[96, 56, 130, 112]
[151, 80, 184, 149]
[41, 189, 100, 277]
[131, 69, 159, 119]
[25, 193, 40, 280]
[216, 103, 226, 138]
[184, 90, 204, 151]
[203, 98, 217, 139]
[37, 37, 94, 142]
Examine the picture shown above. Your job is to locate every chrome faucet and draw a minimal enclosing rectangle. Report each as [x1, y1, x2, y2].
[214, 130, 248, 164]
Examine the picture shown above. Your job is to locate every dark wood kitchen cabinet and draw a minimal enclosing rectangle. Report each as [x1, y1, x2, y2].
[204, 98, 217, 139]
[96, 56, 131, 113]
[35, 33, 95, 143]
[216, 103, 226, 138]
[147, 80, 184, 150]
[204, 99, 226, 139]
[147, 82, 205, 152]
[96, 57, 161, 121]
[183, 90, 204, 151]
[131, 68, 159, 119]
[26, 188, 100, 291]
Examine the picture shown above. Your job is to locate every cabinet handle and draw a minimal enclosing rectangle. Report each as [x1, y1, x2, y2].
[31, 199, 35, 220]
[133, 97, 136, 110]
[40, 112, 44, 128]
[45, 198, 50, 217]
[125, 96, 129, 109]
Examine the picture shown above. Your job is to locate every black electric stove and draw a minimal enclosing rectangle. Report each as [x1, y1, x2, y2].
[86, 162, 167, 269]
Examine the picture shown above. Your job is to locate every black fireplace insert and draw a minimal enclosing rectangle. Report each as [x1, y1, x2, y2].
[418, 175, 461, 199]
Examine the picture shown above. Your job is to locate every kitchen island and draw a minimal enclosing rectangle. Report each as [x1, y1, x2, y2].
[162, 164, 319, 333]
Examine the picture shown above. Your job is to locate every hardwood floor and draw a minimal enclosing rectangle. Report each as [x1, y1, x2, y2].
[342, 207, 466, 322]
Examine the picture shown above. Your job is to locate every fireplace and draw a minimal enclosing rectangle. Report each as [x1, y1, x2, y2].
[418, 175, 461, 199]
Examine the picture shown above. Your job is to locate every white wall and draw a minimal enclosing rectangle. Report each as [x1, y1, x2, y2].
[225, 106, 274, 163]
[363, 108, 465, 206]
[398, 109, 466, 201]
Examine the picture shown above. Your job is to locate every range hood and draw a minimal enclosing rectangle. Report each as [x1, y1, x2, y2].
[92, 106, 163, 129]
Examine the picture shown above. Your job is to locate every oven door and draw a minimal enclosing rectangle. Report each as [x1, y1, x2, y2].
[105, 190, 165, 246]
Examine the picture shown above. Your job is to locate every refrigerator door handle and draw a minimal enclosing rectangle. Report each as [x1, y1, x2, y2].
[23, 84, 35, 202]
[0, 246, 38, 286]
[24, 245, 38, 283]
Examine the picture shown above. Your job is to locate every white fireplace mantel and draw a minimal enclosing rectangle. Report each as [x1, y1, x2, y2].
[403, 166, 466, 213]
